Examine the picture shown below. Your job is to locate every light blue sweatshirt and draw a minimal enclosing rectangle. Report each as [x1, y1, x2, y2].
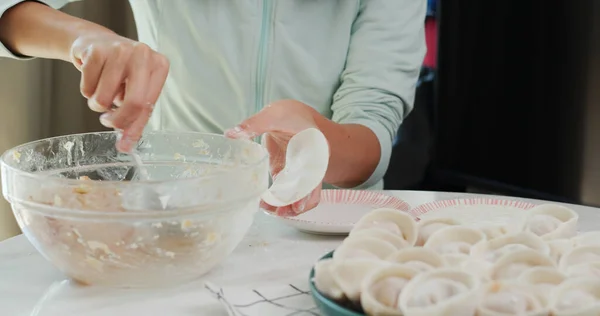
[0, 0, 427, 190]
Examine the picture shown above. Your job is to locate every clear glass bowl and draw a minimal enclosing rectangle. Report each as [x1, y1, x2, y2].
[1, 131, 269, 287]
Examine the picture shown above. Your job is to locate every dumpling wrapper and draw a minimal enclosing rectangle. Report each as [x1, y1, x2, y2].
[385, 247, 445, 273]
[489, 249, 555, 281]
[416, 217, 461, 246]
[360, 265, 419, 316]
[312, 258, 345, 301]
[330, 258, 388, 302]
[517, 266, 566, 294]
[550, 278, 600, 316]
[423, 225, 486, 256]
[477, 281, 549, 316]
[351, 208, 418, 246]
[398, 268, 481, 316]
[333, 235, 397, 261]
[260, 128, 329, 207]
[558, 245, 600, 272]
[522, 204, 578, 240]
[470, 231, 549, 263]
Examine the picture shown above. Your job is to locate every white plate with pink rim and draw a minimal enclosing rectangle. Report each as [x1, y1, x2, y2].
[409, 197, 538, 226]
[264, 190, 411, 235]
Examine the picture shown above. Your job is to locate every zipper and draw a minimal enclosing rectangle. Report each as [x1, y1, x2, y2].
[254, 0, 272, 115]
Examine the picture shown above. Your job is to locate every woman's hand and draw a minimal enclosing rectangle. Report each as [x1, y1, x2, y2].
[70, 33, 170, 152]
[225, 100, 324, 217]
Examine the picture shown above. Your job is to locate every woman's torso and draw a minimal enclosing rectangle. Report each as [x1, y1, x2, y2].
[128, 0, 361, 134]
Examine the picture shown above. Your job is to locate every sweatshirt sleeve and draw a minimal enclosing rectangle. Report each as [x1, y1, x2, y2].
[330, 0, 427, 189]
[0, 0, 79, 59]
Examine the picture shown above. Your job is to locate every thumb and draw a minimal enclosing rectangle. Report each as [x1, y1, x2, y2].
[224, 109, 276, 140]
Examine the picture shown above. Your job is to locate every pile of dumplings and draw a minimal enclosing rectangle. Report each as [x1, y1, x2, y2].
[312, 203, 600, 316]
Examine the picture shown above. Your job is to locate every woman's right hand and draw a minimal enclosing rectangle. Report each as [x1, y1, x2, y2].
[69, 33, 170, 153]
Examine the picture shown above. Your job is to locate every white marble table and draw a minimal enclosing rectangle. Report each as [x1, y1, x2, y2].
[1, 191, 599, 316]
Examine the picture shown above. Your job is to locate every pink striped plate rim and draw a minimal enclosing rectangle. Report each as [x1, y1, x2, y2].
[322, 189, 410, 210]
[279, 190, 411, 226]
[409, 198, 537, 219]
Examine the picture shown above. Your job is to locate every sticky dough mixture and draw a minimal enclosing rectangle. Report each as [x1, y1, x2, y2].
[20, 177, 226, 285]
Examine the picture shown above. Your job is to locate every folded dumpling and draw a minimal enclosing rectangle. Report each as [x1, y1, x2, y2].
[489, 249, 555, 280]
[333, 235, 397, 261]
[330, 258, 389, 303]
[558, 245, 600, 272]
[517, 266, 566, 294]
[415, 217, 460, 246]
[385, 247, 445, 273]
[360, 265, 419, 316]
[571, 231, 600, 247]
[477, 281, 549, 316]
[470, 231, 549, 263]
[398, 268, 481, 316]
[312, 258, 345, 301]
[352, 208, 418, 246]
[423, 226, 486, 256]
[550, 278, 600, 316]
[521, 204, 578, 240]
[546, 238, 574, 263]
[350, 227, 411, 250]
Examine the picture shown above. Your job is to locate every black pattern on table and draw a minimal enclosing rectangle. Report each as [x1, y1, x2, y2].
[205, 283, 319, 316]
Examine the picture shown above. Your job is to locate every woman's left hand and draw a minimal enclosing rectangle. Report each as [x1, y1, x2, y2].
[225, 100, 324, 217]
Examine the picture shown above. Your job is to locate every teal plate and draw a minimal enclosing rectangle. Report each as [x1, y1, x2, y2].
[308, 251, 366, 316]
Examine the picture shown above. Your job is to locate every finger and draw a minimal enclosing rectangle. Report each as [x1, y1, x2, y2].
[264, 135, 287, 176]
[291, 186, 321, 215]
[275, 205, 296, 217]
[79, 49, 106, 107]
[117, 108, 152, 152]
[260, 200, 277, 213]
[224, 106, 280, 139]
[110, 47, 152, 132]
[91, 49, 129, 111]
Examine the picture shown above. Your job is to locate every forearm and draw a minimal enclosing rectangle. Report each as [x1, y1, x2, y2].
[0, 1, 113, 61]
[314, 115, 380, 188]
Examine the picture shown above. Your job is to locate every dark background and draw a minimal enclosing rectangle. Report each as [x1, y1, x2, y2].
[384, 0, 600, 206]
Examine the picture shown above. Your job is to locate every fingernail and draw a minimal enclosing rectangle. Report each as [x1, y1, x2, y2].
[226, 125, 255, 139]
[292, 198, 308, 214]
[99, 112, 114, 128]
[88, 98, 105, 112]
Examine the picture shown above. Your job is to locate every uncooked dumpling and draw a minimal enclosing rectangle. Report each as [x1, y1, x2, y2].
[416, 217, 460, 246]
[546, 239, 574, 263]
[558, 245, 600, 273]
[517, 266, 566, 293]
[571, 231, 600, 247]
[423, 226, 486, 256]
[350, 228, 411, 250]
[550, 278, 600, 316]
[385, 247, 445, 273]
[312, 258, 344, 301]
[521, 204, 578, 240]
[333, 235, 397, 261]
[261, 128, 329, 207]
[398, 268, 481, 316]
[470, 231, 549, 263]
[352, 208, 418, 246]
[489, 249, 555, 280]
[330, 258, 388, 302]
[360, 265, 419, 316]
[477, 281, 548, 316]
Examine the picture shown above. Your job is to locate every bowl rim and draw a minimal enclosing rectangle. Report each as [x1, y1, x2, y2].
[309, 250, 366, 316]
[1, 131, 269, 186]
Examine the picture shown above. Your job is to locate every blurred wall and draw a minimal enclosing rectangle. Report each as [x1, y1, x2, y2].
[0, 0, 136, 241]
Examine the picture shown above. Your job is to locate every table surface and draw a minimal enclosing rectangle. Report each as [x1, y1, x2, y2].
[2, 190, 600, 316]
